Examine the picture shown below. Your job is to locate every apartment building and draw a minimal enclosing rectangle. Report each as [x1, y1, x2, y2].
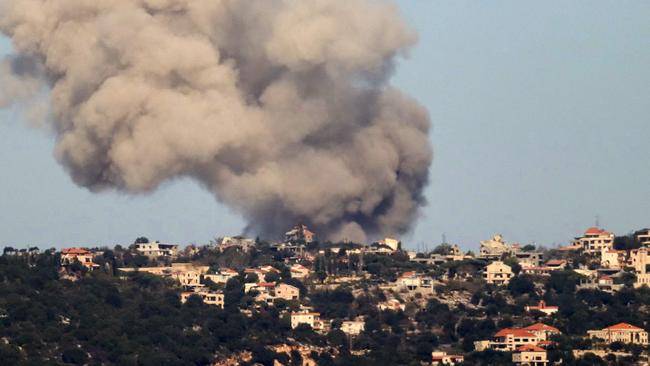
[574, 227, 614, 255]
[484, 261, 514, 285]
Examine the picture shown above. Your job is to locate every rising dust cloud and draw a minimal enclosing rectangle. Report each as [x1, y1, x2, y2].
[0, 0, 432, 243]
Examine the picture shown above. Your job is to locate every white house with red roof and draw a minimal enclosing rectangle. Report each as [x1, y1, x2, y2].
[476, 323, 560, 352]
[525, 301, 559, 316]
[574, 227, 614, 255]
[60, 248, 97, 269]
[588, 323, 649, 345]
[512, 345, 548, 366]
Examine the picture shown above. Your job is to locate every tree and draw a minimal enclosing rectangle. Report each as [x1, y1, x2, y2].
[134, 237, 150, 244]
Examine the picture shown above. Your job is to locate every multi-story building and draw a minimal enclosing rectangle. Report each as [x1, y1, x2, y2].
[60, 248, 96, 268]
[600, 248, 625, 269]
[285, 225, 315, 243]
[274, 283, 300, 301]
[635, 229, 650, 247]
[203, 268, 239, 284]
[134, 241, 178, 258]
[484, 261, 514, 285]
[629, 247, 650, 288]
[588, 323, 649, 345]
[218, 236, 255, 252]
[524, 323, 560, 341]
[487, 328, 539, 351]
[291, 311, 323, 330]
[574, 227, 614, 255]
[512, 345, 548, 366]
[180, 290, 224, 308]
[396, 272, 434, 291]
[476, 323, 559, 352]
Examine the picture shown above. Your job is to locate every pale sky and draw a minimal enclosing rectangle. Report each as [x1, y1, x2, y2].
[1, 1, 649, 251]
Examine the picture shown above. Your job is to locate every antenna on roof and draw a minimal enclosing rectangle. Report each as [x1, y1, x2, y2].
[595, 215, 600, 228]
[442, 232, 447, 244]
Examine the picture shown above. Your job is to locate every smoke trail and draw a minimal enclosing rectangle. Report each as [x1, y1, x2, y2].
[0, 0, 432, 243]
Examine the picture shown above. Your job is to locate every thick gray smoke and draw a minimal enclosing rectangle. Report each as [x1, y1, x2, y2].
[0, 0, 432, 243]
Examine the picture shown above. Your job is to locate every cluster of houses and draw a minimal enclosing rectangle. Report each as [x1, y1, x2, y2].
[14, 224, 650, 365]
[473, 322, 648, 365]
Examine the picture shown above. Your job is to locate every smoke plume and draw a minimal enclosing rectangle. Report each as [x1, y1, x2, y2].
[0, 0, 432, 243]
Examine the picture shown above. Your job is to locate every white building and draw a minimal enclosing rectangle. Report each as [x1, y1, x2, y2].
[290, 264, 311, 279]
[396, 272, 434, 291]
[134, 241, 178, 258]
[291, 311, 322, 330]
[341, 319, 365, 336]
[484, 261, 513, 285]
[203, 268, 239, 284]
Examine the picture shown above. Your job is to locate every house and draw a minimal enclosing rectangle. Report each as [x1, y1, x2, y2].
[522, 259, 569, 276]
[587, 323, 649, 345]
[477, 324, 559, 352]
[378, 238, 401, 251]
[378, 299, 406, 312]
[484, 261, 513, 285]
[245, 282, 300, 304]
[219, 236, 255, 252]
[291, 311, 322, 330]
[61, 248, 97, 269]
[274, 283, 300, 301]
[479, 234, 520, 259]
[290, 264, 311, 279]
[285, 225, 315, 243]
[525, 301, 559, 316]
[180, 290, 224, 308]
[600, 248, 625, 269]
[341, 319, 365, 335]
[487, 328, 539, 351]
[396, 272, 434, 291]
[512, 345, 548, 366]
[203, 268, 239, 284]
[134, 241, 178, 258]
[523, 323, 560, 341]
[516, 252, 544, 268]
[578, 274, 624, 293]
[574, 227, 614, 255]
[431, 351, 464, 365]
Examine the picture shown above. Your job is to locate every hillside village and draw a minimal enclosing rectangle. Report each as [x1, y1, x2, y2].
[4, 225, 650, 365]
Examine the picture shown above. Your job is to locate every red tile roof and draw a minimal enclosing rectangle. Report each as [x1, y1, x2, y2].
[606, 323, 644, 331]
[494, 328, 536, 338]
[516, 345, 545, 352]
[61, 248, 90, 255]
[525, 323, 560, 332]
[585, 227, 612, 236]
